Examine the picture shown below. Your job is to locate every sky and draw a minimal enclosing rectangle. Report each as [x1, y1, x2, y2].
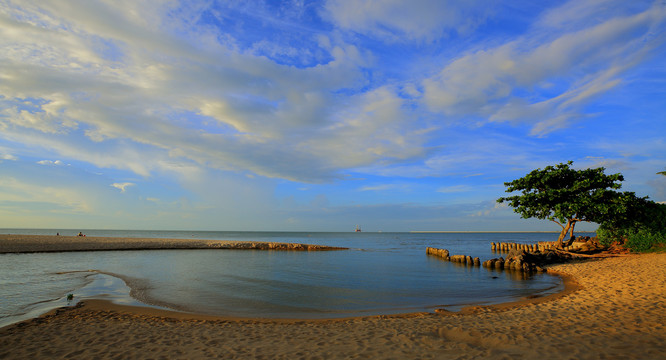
[1, 0, 665, 232]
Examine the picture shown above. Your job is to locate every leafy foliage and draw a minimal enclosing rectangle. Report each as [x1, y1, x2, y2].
[499, 161, 665, 252]
[625, 228, 666, 252]
[598, 201, 666, 252]
[498, 161, 626, 244]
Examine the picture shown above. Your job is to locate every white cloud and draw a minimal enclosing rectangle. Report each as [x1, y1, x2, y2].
[359, 184, 406, 192]
[1, 154, 18, 161]
[471, 201, 509, 217]
[0, 0, 663, 193]
[302, 86, 431, 172]
[111, 182, 134, 193]
[0, 0, 382, 183]
[0, 176, 92, 213]
[422, 2, 665, 135]
[324, 0, 488, 42]
[437, 185, 472, 194]
[36, 159, 64, 166]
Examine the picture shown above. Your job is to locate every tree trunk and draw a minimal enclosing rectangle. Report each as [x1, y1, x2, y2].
[564, 221, 578, 247]
[556, 221, 572, 247]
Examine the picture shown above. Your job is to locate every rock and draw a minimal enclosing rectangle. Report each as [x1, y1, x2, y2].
[426, 247, 481, 267]
[494, 258, 505, 269]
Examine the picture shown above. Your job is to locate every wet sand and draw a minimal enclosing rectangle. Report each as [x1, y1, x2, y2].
[0, 236, 664, 359]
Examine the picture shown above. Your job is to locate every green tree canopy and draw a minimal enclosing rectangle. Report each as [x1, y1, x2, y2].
[597, 195, 666, 251]
[497, 161, 628, 246]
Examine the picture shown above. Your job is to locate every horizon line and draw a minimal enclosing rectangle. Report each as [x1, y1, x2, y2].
[409, 230, 596, 233]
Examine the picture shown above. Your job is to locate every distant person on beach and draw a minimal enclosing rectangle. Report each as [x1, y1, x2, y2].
[56, 232, 59, 236]
[78, 232, 83, 237]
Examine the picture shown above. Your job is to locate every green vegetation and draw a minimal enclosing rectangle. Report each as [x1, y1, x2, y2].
[498, 161, 626, 247]
[498, 161, 665, 252]
[597, 200, 666, 252]
[626, 228, 665, 252]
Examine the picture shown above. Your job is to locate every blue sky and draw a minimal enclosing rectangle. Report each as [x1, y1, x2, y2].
[1, 0, 665, 232]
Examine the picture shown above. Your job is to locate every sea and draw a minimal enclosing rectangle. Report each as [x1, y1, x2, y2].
[0, 229, 582, 328]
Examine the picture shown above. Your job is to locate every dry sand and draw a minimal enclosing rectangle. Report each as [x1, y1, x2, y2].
[0, 236, 664, 359]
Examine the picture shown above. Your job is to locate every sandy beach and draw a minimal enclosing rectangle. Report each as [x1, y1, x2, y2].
[0, 237, 664, 359]
[0, 234, 346, 253]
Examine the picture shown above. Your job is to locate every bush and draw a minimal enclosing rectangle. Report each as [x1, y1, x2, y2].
[596, 227, 622, 247]
[598, 201, 666, 252]
[625, 228, 666, 252]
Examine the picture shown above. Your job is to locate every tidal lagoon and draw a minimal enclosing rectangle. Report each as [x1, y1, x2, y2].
[1, 230, 566, 327]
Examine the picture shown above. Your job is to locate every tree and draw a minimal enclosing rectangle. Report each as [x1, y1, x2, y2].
[497, 161, 626, 247]
[597, 195, 666, 251]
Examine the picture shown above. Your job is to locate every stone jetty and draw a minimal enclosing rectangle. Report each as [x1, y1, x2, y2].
[426, 247, 480, 266]
[492, 236, 600, 253]
[482, 249, 546, 272]
[0, 234, 348, 254]
[482, 248, 581, 273]
[491, 241, 557, 252]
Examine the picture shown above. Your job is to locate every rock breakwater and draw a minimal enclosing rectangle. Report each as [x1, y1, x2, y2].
[426, 247, 480, 266]
[483, 248, 578, 273]
[492, 236, 602, 253]
[492, 242, 555, 252]
[0, 234, 348, 253]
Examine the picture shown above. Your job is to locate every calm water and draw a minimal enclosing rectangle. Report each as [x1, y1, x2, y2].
[0, 230, 576, 327]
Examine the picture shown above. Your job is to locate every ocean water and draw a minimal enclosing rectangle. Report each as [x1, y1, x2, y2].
[0, 230, 578, 327]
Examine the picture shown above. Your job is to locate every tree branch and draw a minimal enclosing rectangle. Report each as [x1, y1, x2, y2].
[549, 219, 565, 230]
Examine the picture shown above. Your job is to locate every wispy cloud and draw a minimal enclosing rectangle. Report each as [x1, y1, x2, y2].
[359, 184, 407, 192]
[324, 0, 490, 42]
[36, 159, 64, 166]
[111, 182, 134, 193]
[0, 0, 664, 230]
[1, 0, 662, 184]
[437, 185, 473, 194]
[422, 2, 665, 135]
[0, 176, 91, 213]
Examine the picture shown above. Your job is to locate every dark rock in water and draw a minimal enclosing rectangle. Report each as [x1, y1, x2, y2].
[426, 247, 481, 267]
[494, 258, 505, 269]
[426, 247, 450, 259]
[482, 247, 575, 273]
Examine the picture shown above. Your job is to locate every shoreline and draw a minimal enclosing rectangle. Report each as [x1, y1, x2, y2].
[0, 234, 347, 253]
[4, 269, 581, 325]
[1, 237, 663, 358]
